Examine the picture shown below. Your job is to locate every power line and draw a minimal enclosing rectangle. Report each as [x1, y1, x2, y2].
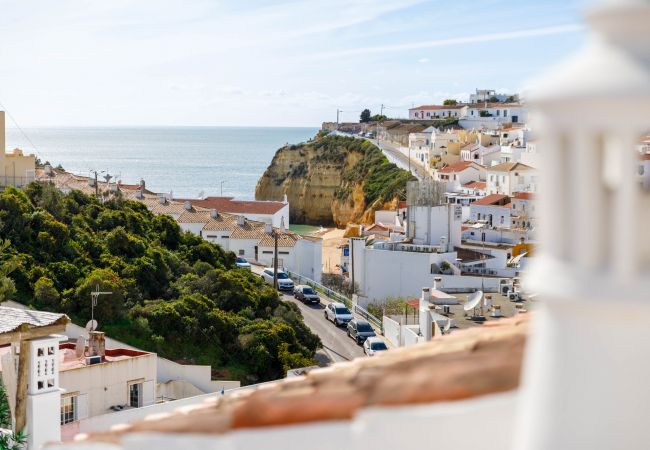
[0, 99, 42, 160]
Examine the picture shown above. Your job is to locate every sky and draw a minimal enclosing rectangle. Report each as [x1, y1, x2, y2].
[0, 0, 588, 127]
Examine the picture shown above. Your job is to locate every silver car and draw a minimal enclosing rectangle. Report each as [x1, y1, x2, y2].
[324, 302, 353, 326]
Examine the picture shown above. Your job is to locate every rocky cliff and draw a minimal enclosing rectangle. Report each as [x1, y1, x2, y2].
[255, 134, 414, 227]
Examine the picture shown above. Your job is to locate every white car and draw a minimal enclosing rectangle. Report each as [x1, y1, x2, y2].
[261, 268, 295, 291]
[324, 302, 353, 326]
[363, 337, 388, 356]
[235, 257, 251, 270]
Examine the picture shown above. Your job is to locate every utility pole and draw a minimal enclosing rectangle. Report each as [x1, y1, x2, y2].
[336, 108, 340, 126]
[94, 171, 99, 198]
[350, 238, 355, 295]
[273, 229, 279, 290]
[220, 181, 225, 197]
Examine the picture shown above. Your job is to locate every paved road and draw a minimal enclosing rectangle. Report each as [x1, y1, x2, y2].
[278, 290, 365, 364]
[332, 130, 430, 181]
[251, 266, 365, 364]
[372, 138, 431, 181]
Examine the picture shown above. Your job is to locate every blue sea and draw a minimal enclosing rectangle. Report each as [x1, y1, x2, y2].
[4, 127, 318, 199]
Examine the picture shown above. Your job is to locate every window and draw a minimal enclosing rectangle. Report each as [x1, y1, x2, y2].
[129, 381, 142, 408]
[238, 249, 245, 256]
[504, 110, 508, 116]
[471, 110, 474, 116]
[279, 251, 290, 255]
[496, 110, 500, 116]
[61, 395, 76, 425]
[262, 250, 273, 254]
[221, 235, 229, 239]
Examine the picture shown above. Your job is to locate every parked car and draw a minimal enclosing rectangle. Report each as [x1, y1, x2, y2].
[261, 268, 294, 291]
[347, 319, 376, 344]
[235, 257, 251, 270]
[324, 302, 353, 326]
[293, 285, 320, 304]
[363, 337, 388, 356]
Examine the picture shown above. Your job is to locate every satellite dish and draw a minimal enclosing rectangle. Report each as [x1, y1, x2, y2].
[444, 318, 452, 333]
[464, 291, 484, 312]
[85, 320, 98, 332]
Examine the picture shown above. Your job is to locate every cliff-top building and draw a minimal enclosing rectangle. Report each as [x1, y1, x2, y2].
[0, 111, 36, 187]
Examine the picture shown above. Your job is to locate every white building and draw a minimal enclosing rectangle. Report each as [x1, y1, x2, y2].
[469, 89, 518, 104]
[459, 142, 502, 166]
[174, 196, 290, 228]
[434, 161, 485, 192]
[459, 103, 527, 130]
[510, 192, 536, 230]
[469, 194, 512, 228]
[408, 104, 466, 120]
[486, 162, 537, 195]
[58, 333, 157, 442]
[177, 207, 322, 282]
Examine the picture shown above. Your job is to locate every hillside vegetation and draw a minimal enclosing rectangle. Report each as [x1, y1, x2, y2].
[256, 134, 415, 226]
[0, 184, 320, 383]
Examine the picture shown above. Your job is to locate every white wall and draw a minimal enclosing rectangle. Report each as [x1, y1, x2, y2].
[410, 204, 462, 248]
[60, 354, 157, 418]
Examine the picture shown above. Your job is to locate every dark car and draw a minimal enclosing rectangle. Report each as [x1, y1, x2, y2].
[347, 319, 376, 344]
[293, 285, 320, 304]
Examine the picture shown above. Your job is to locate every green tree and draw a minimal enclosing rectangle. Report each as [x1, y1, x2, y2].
[443, 99, 457, 106]
[488, 95, 500, 102]
[359, 109, 371, 123]
[0, 240, 17, 302]
[34, 276, 60, 308]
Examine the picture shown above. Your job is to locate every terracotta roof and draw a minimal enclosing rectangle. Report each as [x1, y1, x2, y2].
[639, 153, 650, 161]
[439, 161, 483, 174]
[472, 194, 510, 206]
[464, 181, 486, 190]
[410, 104, 466, 111]
[73, 317, 528, 445]
[397, 201, 407, 209]
[513, 192, 535, 200]
[175, 197, 287, 215]
[487, 162, 534, 172]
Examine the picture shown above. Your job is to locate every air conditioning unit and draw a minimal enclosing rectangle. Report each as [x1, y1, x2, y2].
[85, 355, 102, 365]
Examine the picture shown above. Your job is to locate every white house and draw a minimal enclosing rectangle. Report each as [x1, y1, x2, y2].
[177, 207, 322, 282]
[510, 192, 536, 230]
[58, 333, 157, 441]
[174, 196, 290, 228]
[459, 103, 527, 130]
[434, 161, 485, 192]
[409, 104, 466, 120]
[459, 142, 501, 166]
[486, 162, 537, 195]
[469, 194, 512, 228]
[469, 89, 518, 104]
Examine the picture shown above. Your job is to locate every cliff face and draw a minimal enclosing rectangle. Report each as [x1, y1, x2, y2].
[255, 135, 413, 227]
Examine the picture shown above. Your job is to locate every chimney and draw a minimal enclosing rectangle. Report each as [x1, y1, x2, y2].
[282, 194, 288, 205]
[264, 222, 273, 234]
[44, 164, 53, 176]
[433, 276, 442, 290]
[419, 287, 433, 341]
[139, 179, 145, 190]
[135, 189, 144, 199]
[184, 201, 192, 211]
[491, 304, 502, 318]
[158, 195, 167, 205]
[88, 331, 106, 362]
[237, 215, 245, 226]
[210, 208, 219, 219]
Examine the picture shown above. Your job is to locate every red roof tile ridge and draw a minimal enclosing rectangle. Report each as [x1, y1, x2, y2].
[75, 317, 528, 445]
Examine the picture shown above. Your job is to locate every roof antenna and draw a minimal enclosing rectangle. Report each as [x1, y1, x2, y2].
[89, 284, 112, 333]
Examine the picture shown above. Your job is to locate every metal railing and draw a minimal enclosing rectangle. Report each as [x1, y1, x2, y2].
[284, 270, 383, 332]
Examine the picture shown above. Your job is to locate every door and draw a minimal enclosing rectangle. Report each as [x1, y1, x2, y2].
[512, 115, 519, 123]
[254, 246, 258, 261]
